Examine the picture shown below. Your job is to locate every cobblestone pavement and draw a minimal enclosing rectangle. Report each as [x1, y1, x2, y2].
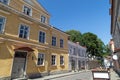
[110, 70, 120, 80]
[29, 70, 120, 80]
[49, 71, 92, 80]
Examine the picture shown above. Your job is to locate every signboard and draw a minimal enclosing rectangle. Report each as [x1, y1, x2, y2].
[92, 70, 110, 80]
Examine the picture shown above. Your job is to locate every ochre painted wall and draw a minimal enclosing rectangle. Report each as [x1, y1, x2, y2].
[0, 0, 69, 78]
[0, 42, 14, 77]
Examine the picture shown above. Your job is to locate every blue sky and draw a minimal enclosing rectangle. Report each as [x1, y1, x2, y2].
[38, 0, 111, 44]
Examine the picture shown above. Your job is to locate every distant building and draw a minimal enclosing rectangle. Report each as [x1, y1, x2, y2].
[68, 41, 88, 71]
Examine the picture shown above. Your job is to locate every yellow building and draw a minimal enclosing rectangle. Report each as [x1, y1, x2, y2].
[0, 0, 69, 79]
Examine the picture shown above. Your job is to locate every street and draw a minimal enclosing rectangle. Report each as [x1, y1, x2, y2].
[49, 71, 92, 80]
[30, 70, 120, 80]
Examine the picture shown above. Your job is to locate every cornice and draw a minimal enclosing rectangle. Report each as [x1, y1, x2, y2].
[0, 3, 50, 29]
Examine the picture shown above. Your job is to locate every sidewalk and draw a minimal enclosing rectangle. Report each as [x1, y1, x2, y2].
[110, 70, 120, 80]
[29, 70, 90, 80]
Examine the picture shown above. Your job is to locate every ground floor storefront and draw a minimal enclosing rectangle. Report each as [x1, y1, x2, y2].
[0, 40, 68, 80]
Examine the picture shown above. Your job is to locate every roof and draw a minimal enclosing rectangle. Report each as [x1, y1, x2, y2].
[51, 26, 70, 36]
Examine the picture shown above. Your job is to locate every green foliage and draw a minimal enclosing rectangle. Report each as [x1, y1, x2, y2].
[66, 30, 82, 43]
[102, 44, 111, 57]
[81, 32, 104, 57]
[66, 30, 109, 57]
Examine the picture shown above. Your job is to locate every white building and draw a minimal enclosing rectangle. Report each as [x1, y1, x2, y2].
[68, 41, 88, 71]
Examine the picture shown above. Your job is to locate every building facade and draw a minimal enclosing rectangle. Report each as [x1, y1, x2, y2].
[68, 41, 88, 71]
[0, 0, 69, 79]
[110, 0, 120, 72]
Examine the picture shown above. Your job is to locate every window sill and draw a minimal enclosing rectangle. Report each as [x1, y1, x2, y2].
[36, 65, 45, 67]
[60, 64, 64, 66]
[19, 37, 29, 40]
[51, 65, 57, 66]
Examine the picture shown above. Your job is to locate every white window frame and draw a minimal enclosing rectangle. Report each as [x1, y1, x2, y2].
[51, 55, 56, 66]
[60, 55, 64, 65]
[37, 53, 45, 66]
[39, 31, 46, 43]
[0, 0, 10, 5]
[73, 48, 76, 55]
[0, 15, 6, 34]
[60, 39, 64, 48]
[23, 5, 32, 16]
[52, 36, 57, 46]
[41, 15, 46, 23]
[18, 24, 30, 39]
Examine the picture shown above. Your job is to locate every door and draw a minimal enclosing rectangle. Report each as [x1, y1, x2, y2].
[78, 60, 81, 70]
[71, 60, 75, 70]
[11, 51, 27, 79]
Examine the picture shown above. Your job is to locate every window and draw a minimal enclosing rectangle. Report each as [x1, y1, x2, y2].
[60, 56, 64, 65]
[82, 50, 84, 57]
[19, 24, 29, 39]
[0, 16, 5, 33]
[73, 48, 76, 55]
[37, 53, 45, 66]
[69, 47, 73, 54]
[0, 0, 9, 4]
[52, 36, 56, 46]
[51, 55, 56, 65]
[82, 61, 85, 66]
[60, 39, 64, 48]
[39, 31, 45, 43]
[23, 6, 32, 16]
[78, 49, 81, 56]
[69, 48, 72, 54]
[41, 15, 46, 23]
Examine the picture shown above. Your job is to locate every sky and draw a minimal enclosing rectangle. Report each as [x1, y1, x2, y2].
[38, 0, 111, 44]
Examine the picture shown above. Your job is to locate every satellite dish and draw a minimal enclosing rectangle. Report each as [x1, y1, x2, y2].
[113, 54, 118, 60]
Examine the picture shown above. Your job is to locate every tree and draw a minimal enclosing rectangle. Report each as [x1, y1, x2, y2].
[66, 30, 82, 43]
[102, 44, 111, 57]
[66, 30, 108, 58]
[81, 32, 105, 57]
